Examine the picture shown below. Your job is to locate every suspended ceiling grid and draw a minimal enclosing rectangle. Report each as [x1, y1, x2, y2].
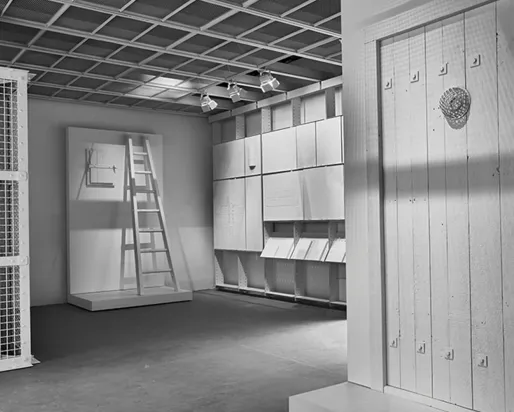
[0, 0, 342, 116]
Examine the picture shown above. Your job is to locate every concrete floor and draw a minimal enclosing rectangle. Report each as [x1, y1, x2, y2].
[0, 290, 347, 412]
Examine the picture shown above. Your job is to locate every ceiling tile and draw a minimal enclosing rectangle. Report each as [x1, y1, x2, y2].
[39, 72, 77, 85]
[288, 0, 340, 24]
[98, 16, 152, 40]
[17, 51, 60, 67]
[84, 93, 113, 103]
[74, 39, 121, 58]
[169, 1, 228, 28]
[206, 42, 254, 60]
[89, 63, 128, 77]
[72, 77, 108, 90]
[0, 22, 39, 46]
[4, 0, 63, 23]
[28, 84, 58, 96]
[211, 12, 267, 36]
[0, 45, 20, 62]
[242, 21, 298, 44]
[55, 89, 87, 100]
[149, 54, 191, 70]
[125, 0, 186, 19]
[102, 81, 139, 94]
[137, 26, 189, 48]
[34, 31, 83, 52]
[174, 35, 225, 55]
[111, 47, 156, 64]
[55, 57, 96, 72]
[54, 6, 110, 32]
[110, 96, 142, 106]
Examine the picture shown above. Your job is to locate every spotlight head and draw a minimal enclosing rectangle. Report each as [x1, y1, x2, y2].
[229, 84, 245, 103]
[259, 71, 280, 93]
[201, 95, 218, 113]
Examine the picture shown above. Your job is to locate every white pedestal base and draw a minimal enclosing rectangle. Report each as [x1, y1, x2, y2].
[289, 383, 442, 412]
[68, 287, 193, 311]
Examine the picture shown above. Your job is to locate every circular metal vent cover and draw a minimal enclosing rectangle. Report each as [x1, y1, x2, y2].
[439, 87, 471, 120]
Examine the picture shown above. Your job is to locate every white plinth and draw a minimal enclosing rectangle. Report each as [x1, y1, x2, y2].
[68, 287, 192, 311]
[289, 383, 443, 412]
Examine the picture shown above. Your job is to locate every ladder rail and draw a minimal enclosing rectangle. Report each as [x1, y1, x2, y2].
[127, 136, 145, 296]
[143, 137, 180, 291]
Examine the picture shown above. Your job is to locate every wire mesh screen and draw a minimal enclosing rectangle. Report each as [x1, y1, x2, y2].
[0, 79, 19, 172]
[0, 181, 19, 257]
[0, 266, 21, 360]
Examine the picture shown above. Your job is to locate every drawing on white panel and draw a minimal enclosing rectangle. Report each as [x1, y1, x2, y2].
[85, 146, 117, 188]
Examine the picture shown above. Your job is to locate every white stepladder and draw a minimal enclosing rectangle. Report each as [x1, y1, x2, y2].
[126, 135, 179, 296]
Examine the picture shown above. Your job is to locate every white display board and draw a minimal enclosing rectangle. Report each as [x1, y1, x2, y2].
[262, 128, 297, 174]
[213, 139, 245, 180]
[245, 135, 262, 176]
[316, 117, 343, 166]
[66, 127, 166, 296]
[303, 165, 345, 220]
[213, 178, 246, 251]
[263, 171, 303, 221]
[296, 122, 317, 169]
[245, 176, 263, 251]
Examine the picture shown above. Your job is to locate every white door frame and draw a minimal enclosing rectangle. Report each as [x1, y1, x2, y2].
[361, 0, 497, 392]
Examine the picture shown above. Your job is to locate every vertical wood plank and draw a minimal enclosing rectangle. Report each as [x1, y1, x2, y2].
[442, 15, 473, 409]
[394, 32, 416, 393]
[465, 4, 505, 412]
[498, 1, 514, 411]
[426, 20, 451, 404]
[381, 37, 401, 389]
[409, 27, 432, 397]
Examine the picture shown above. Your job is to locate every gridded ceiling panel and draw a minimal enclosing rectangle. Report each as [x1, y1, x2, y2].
[149, 54, 191, 70]
[89, 63, 128, 77]
[169, 2, 228, 27]
[206, 42, 255, 60]
[1, 0, 342, 115]
[0, 22, 39, 45]
[275, 30, 329, 49]
[125, 0, 186, 19]
[174, 35, 226, 55]
[55, 89, 88, 100]
[137, 26, 189, 48]
[288, 0, 341, 23]
[28, 84, 59, 96]
[53, 6, 109, 32]
[75, 39, 123, 58]
[243, 21, 299, 44]
[17, 51, 61, 67]
[0, 45, 20, 62]
[3, 0, 63, 23]
[72, 77, 109, 90]
[212, 12, 268, 36]
[83, 93, 114, 103]
[55, 57, 96, 72]
[111, 47, 156, 64]
[97, 16, 152, 40]
[110, 96, 143, 106]
[239, 49, 284, 66]
[39, 72, 77, 85]
[34, 31, 83, 52]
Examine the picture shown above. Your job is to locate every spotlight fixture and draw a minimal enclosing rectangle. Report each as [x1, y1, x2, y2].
[201, 94, 218, 113]
[259, 70, 280, 93]
[228, 83, 245, 103]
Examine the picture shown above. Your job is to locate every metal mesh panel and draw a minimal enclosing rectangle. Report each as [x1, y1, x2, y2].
[0, 80, 19, 172]
[0, 266, 21, 360]
[0, 181, 19, 258]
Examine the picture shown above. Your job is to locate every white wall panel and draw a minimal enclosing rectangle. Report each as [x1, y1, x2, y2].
[245, 176, 263, 252]
[325, 239, 346, 263]
[272, 101, 293, 131]
[409, 29, 432, 397]
[301, 92, 326, 124]
[303, 166, 345, 221]
[213, 139, 245, 180]
[296, 123, 317, 169]
[316, 117, 343, 166]
[498, 2, 514, 411]
[263, 172, 303, 221]
[262, 128, 297, 174]
[213, 179, 246, 251]
[304, 262, 330, 299]
[245, 111, 262, 137]
[381, 37, 401, 389]
[466, 5, 505, 412]
[244, 135, 261, 176]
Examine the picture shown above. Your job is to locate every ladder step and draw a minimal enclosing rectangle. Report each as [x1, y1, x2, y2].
[136, 188, 155, 194]
[135, 171, 152, 175]
[142, 268, 172, 275]
[141, 248, 167, 253]
[138, 209, 159, 213]
[139, 228, 163, 233]
[134, 152, 148, 156]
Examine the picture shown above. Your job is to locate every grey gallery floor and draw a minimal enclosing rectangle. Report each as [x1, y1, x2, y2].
[0, 291, 347, 412]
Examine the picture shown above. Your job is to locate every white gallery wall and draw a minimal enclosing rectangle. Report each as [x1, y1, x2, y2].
[28, 98, 214, 306]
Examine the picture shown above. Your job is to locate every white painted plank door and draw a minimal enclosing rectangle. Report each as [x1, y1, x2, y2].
[465, 4, 505, 412]
[441, 15, 473, 410]
[381, 37, 401, 389]
[498, 1, 514, 411]
[409, 28, 432, 398]
[393, 32, 416, 393]
[425, 20, 451, 404]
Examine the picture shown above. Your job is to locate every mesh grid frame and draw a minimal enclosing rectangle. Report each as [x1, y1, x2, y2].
[0, 67, 31, 373]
